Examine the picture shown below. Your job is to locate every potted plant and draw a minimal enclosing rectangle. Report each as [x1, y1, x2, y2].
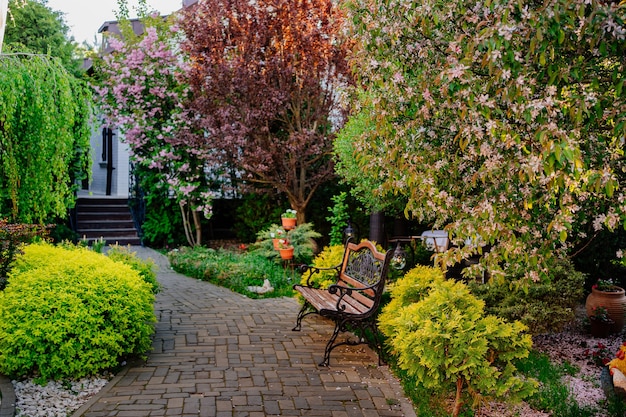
[588, 305, 615, 337]
[281, 209, 297, 230]
[586, 278, 626, 333]
[277, 238, 294, 260]
[270, 228, 286, 250]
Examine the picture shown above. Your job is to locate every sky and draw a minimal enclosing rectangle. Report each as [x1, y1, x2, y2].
[44, 0, 183, 45]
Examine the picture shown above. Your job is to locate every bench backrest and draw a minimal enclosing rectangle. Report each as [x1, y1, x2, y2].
[338, 240, 392, 312]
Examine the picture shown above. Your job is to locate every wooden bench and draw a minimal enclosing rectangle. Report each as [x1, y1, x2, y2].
[292, 239, 392, 366]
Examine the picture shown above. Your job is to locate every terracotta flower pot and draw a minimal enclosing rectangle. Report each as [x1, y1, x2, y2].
[281, 217, 296, 230]
[279, 247, 294, 260]
[586, 286, 626, 333]
[272, 238, 280, 250]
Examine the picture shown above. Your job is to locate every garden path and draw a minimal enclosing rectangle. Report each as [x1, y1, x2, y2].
[71, 246, 415, 417]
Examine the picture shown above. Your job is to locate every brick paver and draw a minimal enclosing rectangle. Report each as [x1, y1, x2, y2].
[72, 247, 415, 417]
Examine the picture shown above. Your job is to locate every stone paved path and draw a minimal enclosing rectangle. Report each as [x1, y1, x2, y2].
[72, 247, 415, 417]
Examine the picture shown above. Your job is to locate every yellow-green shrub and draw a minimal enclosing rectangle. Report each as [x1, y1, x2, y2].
[379, 265, 444, 336]
[0, 242, 155, 381]
[300, 244, 345, 288]
[379, 266, 537, 416]
[106, 244, 160, 294]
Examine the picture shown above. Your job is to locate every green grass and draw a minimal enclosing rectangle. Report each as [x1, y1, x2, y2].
[514, 351, 612, 417]
[167, 246, 297, 298]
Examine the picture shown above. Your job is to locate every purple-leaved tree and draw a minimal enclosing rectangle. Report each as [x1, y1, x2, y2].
[178, 0, 353, 224]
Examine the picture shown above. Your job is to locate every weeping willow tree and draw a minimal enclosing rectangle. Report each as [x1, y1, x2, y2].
[0, 54, 92, 223]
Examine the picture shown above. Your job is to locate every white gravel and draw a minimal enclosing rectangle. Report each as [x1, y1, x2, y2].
[12, 376, 110, 417]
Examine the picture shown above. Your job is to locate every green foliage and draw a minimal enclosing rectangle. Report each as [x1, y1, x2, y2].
[379, 265, 445, 336]
[0, 220, 50, 290]
[391, 364, 473, 417]
[106, 245, 160, 294]
[167, 246, 296, 298]
[326, 192, 350, 246]
[333, 103, 403, 213]
[234, 193, 285, 243]
[139, 182, 187, 248]
[5, 0, 82, 76]
[0, 55, 92, 223]
[252, 222, 321, 265]
[379, 266, 537, 416]
[469, 258, 586, 334]
[0, 242, 155, 381]
[342, 0, 626, 286]
[90, 237, 107, 253]
[515, 352, 597, 416]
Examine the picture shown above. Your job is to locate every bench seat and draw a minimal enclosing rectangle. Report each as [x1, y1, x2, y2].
[292, 239, 392, 366]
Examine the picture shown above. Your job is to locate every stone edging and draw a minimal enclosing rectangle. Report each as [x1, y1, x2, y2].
[0, 374, 15, 417]
[69, 361, 134, 417]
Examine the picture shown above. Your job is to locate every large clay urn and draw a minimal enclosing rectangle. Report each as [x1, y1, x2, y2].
[586, 286, 626, 333]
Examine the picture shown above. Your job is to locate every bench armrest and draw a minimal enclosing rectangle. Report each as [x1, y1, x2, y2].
[328, 281, 380, 312]
[298, 263, 342, 287]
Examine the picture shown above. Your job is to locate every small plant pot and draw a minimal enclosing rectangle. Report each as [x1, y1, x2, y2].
[281, 217, 296, 230]
[590, 318, 614, 338]
[586, 286, 626, 333]
[279, 247, 294, 260]
[272, 239, 280, 250]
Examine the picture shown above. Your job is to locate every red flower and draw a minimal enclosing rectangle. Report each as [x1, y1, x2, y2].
[603, 358, 611, 365]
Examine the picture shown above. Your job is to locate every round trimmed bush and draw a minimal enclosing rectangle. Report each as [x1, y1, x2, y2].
[0, 242, 156, 381]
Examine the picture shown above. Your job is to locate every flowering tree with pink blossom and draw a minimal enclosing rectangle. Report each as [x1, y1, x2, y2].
[342, 0, 626, 284]
[96, 14, 212, 246]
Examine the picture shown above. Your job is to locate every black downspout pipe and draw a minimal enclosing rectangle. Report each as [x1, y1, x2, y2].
[105, 129, 114, 196]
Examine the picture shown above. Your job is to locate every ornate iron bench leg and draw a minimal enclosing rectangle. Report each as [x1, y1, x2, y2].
[320, 319, 344, 367]
[368, 320, 386, 366]
[292, 301, 314, 331]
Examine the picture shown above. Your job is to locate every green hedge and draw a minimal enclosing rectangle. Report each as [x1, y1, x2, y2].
[0, 242, 155, 381]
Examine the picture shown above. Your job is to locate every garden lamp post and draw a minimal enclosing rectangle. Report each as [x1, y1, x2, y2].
[343, 221, 355, 244]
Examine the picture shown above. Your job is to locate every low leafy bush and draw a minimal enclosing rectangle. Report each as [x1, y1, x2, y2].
[0, 242, 156, 381]
[106, 244, 160, 294]
[299, 244, 345, 288]
[252, 222, 321, 264]
[468, 258, 586, 334]
[168, 246, 296, 298]
[379, 265, 537, 417]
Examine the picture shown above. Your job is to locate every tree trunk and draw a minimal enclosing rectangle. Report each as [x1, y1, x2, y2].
[296, 209, 306, 225]
[179, 201, 201, 247]
[452, 377, 464, 417]
[393, 216, 408, 237]
[369, 211, 385, 245]
[193, 210, 202, 246]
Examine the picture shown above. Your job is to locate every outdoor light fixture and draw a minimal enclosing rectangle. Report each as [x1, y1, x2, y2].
[391, 241, 407, 270]
[343, 221, 355, 244]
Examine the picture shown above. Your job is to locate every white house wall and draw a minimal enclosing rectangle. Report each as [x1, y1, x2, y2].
[86, 124, 129, 198]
